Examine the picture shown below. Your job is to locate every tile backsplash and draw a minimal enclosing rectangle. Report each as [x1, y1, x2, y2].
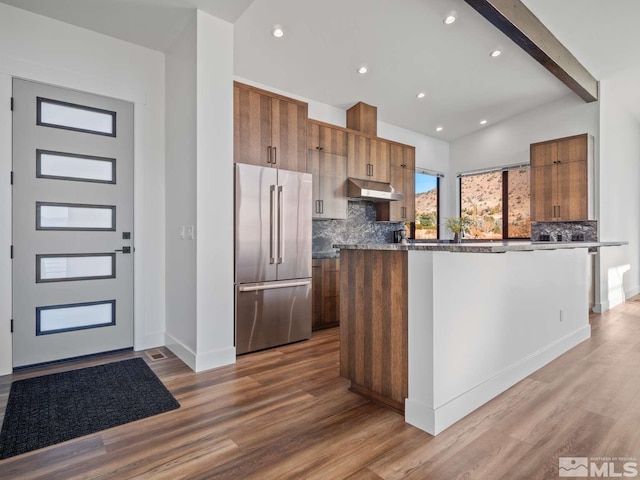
[531, 221, 598, 242]
[312, 201, 403, 255]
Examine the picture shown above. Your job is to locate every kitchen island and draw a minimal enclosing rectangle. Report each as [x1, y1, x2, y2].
[335, 241, 626, 435]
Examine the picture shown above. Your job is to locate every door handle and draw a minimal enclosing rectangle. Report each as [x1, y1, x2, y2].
[320, 199, 324, 214]
[557, 205, 561, 218]
[267, 146, 272, 164]
[270, 185, 276, 264]
[277, 185, 284, 264]
[272, 147, 277, 165]
[115, 246, 131, 254]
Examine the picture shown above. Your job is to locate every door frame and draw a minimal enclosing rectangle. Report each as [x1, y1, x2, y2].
[0, 67, 148, 374]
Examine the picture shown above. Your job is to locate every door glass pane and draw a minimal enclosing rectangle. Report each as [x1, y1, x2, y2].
[37, 300, 115, 335]
[37, 254, 115, 282]
[37, 97, 115, 136]
[37, 150, 115, 183]
[37, 202, 115, 230]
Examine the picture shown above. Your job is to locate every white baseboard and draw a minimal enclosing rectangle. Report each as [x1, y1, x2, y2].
[405, 325, 591, 436]
[595, 285, 640, 313]
[165, 333, 197, 371]
[626, 285, 640, 301]
[165, 333, 236, 372]
[134, 332, 165, 352]
[195, 346, 236, 372]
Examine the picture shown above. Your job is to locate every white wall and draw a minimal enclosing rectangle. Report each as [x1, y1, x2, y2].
[165, 14, 198, 358]
[450, 88, 640, 311]
[0, 3, 166, 374]
[165, 11, 235, 372]
[194, 11, 235, 371]
[0, 75, 12, 374]
[596, 70, 640, 309]
[449, 93, 599, 217]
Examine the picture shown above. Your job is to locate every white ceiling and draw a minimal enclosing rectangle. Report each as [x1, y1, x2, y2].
[0, 0, 595, 140]
[0, 0, 255, 52]
[523, 0, 640, 80]
[234, 0, 571, 140]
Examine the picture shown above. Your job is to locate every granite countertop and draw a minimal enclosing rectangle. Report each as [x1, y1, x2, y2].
[333, 240, 627, 254]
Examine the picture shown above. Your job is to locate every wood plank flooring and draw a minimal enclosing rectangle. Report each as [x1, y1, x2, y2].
[1, 299, 640, 479]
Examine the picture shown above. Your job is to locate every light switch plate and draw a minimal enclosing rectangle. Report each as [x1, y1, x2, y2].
[178, 226, 185, 239]
[186, 225, 195, 240]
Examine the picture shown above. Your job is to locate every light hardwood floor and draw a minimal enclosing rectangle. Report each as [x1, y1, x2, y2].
[1, 299, 640, 479]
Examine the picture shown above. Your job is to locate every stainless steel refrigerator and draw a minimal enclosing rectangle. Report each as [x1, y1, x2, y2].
[235, 163, 312, 355]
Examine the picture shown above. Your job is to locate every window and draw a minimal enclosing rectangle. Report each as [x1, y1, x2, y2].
[411, 170, 440, 239]
[459, 166, 530, 240]
[37, 97, 116, 137]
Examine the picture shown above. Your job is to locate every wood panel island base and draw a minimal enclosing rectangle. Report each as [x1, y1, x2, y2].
[336, 241, 626, 436]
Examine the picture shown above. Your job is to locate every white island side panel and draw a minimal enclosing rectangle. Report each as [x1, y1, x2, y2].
[406, 248, 591, 435]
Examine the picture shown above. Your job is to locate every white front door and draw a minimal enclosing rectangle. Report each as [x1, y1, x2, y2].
[12, 79, 134, 368]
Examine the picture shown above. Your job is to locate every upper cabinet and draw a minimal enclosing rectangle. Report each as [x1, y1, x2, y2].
[307, 121, 348, 220]
[530, 133, 589, 222]
[308, 121, 348, 156]
[347, 133, 390, 183]
[377, 144, 415, 222]
[234, 82, 308, 172]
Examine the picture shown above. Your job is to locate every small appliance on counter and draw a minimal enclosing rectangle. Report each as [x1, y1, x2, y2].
[393, 227, 408, 244]
[235, 163, 312, 355]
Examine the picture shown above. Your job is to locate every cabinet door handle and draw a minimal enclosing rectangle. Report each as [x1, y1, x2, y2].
[370, 164, 374, 177]
[320, 200, 324, 214]
[267, 146, 272, 164]
[557, 205, 561, 218]
[401, 207, 406, 219]
[272, 147, 277, 165]
[315, 200, 320, 214]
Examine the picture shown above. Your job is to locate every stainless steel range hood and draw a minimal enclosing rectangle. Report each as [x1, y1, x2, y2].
[347, 178, 404, 201]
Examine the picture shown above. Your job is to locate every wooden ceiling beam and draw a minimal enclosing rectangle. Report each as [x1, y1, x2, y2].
[463, 0, 598, 102]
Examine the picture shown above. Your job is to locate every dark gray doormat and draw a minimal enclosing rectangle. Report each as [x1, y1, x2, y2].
[0, 357, 180, 459]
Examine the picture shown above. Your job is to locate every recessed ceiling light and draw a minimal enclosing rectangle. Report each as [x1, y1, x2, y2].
[272, 27, 284, 38]
[480, 120, 488, 125]
[416, 92, 426, 99]
[357, 66, 368, 74]
[444, 15, 456, 25]
[436, 126, 443, 132]
[490, 49, 502, 57]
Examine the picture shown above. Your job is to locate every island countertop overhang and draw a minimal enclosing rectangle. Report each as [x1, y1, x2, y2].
[334, 240, 627, 254]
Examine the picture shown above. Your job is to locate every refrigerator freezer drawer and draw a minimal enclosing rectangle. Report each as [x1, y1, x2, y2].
[235, 279, 312, 355]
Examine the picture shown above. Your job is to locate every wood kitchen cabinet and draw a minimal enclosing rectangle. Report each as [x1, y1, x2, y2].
[234, 82, 308, 172]
[307, 120, 348, 156]
[307, 149, 348, 219]
[347, 133, 390, 183]
[377, 144, 415, 222]
[307, 121, 348, 219]
[530, 133, 588, 221]
[312, 258, 340, 330]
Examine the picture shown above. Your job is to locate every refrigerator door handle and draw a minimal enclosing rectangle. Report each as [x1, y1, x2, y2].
[277, 185, 285, 264]
[238, 280, 311, 292]
[270, 185, 277, 264]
